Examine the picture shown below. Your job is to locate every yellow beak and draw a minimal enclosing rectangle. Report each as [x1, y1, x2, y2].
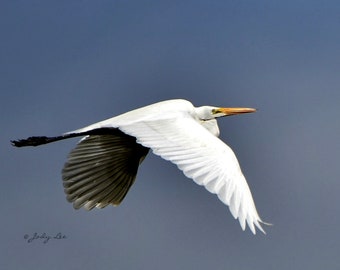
[213, 107, 256, 116]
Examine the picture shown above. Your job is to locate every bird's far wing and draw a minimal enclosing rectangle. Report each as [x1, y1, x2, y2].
[119, 116, 265, 234]
[62, 129, 149, 210]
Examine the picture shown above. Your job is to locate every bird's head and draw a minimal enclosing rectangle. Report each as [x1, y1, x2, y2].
[196, 106, 256, 120]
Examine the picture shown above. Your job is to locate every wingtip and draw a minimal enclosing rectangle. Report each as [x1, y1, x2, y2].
[254, 220, 273, 235]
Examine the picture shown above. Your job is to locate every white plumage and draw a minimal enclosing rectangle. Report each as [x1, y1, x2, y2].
[12, 99, 267, 234]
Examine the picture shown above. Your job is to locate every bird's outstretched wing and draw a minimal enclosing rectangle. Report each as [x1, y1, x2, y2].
[118, 115, 265, 234]
[62, 129, 149, 210]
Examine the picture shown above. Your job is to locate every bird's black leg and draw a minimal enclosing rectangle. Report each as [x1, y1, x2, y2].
[11, 134, 80, 147]
[11, 127, 127, 147]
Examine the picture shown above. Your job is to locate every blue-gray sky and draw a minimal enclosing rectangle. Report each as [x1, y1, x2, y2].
[2, 1, 340, 269]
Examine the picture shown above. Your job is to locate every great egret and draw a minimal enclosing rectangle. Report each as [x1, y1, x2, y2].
[12, 99, 268, 234]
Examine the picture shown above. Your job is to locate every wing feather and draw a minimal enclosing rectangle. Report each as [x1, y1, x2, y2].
[62, 129, 149, 210]
[119, 115, 265, 234]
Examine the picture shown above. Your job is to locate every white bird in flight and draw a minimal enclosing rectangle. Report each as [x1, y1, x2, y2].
[12, 99, 268, 234]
